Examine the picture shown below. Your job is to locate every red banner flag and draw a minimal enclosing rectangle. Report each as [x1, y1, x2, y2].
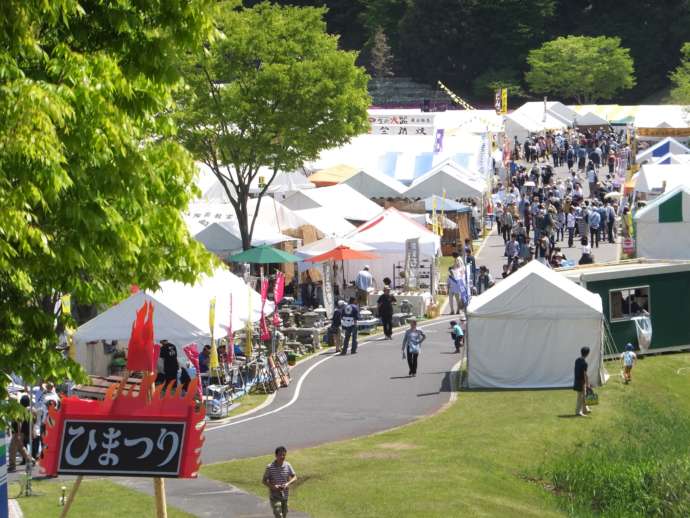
[274, 271, 285, 304]
[183, 343, 203, 399]
[127, 301, 156, 372]
[260, 277, 270, 340]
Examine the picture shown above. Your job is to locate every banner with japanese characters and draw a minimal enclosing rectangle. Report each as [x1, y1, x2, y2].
[369, 114, 435, 136]
[404, 238, 420, 290]
[321, 261, 334, 318]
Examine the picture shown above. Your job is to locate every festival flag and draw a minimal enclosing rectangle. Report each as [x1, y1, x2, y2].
[501, 88, 508, 114]
[61, 294, 76, 360]
[126, 301, 156, 372]
[209, 297, 219, 369]
[433, 129, 444, 153]
[260, 277, 270, 341]
[183, 343, 203, 398]
[431, 196, 438, 235]
[272, 271, 285, 327]
[226, 294, 234, 365]
[245, 289, 253, 358]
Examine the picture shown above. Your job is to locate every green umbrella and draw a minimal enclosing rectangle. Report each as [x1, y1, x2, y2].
[229, 244, 301, 264]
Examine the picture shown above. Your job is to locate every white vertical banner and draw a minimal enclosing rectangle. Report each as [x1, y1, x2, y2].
[404, 238, 420, 290]
[321, 261, 334, 318]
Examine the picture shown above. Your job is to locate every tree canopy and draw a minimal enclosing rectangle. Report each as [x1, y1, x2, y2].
[0, 0, 212, 419]
[525, 36, 636, 104]
[176, 2, 370, 250]
[670, 43, 690, 104]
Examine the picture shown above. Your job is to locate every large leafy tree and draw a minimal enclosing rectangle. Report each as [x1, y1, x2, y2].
[670, 43, 690, 103]
[0, 1, 212, 418]
[176, 2, 370, 250]
[525, 35, 636, 103]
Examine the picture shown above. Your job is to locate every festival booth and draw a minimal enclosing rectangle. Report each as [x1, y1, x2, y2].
[466, 261, 604, 389]
[560, 260, 690, 355]
[342, 168, 407, 198]
[290, 207, 356, 237]
[306, 164, 358, 187]
[193, 221, 297, 261]
[504, 101, 577, 141]
[636, 137, 690, 164]
[282, 183, 384, 224]
[633, 164, 690, 198]
[74, 268, 272, 376]
[342, 208, 441, 314]
[634, 185, 690, 260]
[403, 160, 485, 199]
[574, 111, 609, 129]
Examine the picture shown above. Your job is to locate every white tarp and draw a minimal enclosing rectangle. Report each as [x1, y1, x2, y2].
[342, 208, 441, 285]
[292, 208, 356, 237]
[634, 164, 690, 194]
[74, 268, 273, 374]
[636, 137, 690, 164]
[634, 184, 690, 260]
[342, 169, 406, 198]
[282, 184, 384, 222]
[194, 221, 297, 259]
[466, 261, 603, 389]
[403, 159, 486, 199]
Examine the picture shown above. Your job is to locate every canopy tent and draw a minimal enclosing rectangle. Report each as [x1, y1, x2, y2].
[291, 207, 356, 237]
[294, 236, 375, 260]
[634, 164, 690, 195]
[341, 207, 441, 286]
[575, 111, 609, 127]
[422, 195, 471, 212]
[307, 164, 358, 187]
[466, 261, 604, 389]
[634, 185, 690, 260]
[405, 212, 458, 230]
[281, 184, 384, 222]
[342, 169, 407, 198]
[229, 244, 300, 264]
[637, 138, 690, 164]
[403, 160, 486, 199]
[504, 101, 577, 141]
[74, 268, 272, 375]
[193, 221, 297, 260]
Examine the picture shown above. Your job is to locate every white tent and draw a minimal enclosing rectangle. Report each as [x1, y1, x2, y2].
[342, 169, 407, 198]
[282, 184, 384, 222]
[403, 159, 486, 199]
[575, 111, 609, 127]
[504, 101, 577, 140]
[466, 261, 604, 389]
[193, 221, 297, 259]
[341, 208, 441, 286]
[291, 208, 356, 237]
[74, 268, 273, 375]
[636, 138, 690, 164]
[294, 236, 375, 259]
[634, 164, 690, 194]
[634, 184, 690, 260]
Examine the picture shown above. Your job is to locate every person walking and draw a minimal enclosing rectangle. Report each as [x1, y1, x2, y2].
[574, 347, 591, 417]
[401, 318, 426, 377]
[620, 343, 637, 384]
[588, 206, 601, 248]
[566, 207, 576, 248]
[605, 202, 616, 243]
[340, 297, 359, 355]
[377, 286, 397, 340]
[262, 446, 297, 518]
[355, 265, 374, 305]
[330, 300, 346, 353]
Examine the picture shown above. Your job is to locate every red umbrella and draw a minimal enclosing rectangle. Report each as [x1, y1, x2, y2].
[305, 245, 380, 263]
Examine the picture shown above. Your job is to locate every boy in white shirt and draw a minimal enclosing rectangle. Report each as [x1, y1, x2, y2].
[620, 343, 637, 383]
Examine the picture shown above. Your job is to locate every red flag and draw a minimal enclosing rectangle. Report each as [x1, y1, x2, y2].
[260, 315, 270, 341]
[226, 295, 234, 365]
[183, 343, 203, 399]
[260, 277, 270, 340]
[274, 271, 285, 304]
[127, 302, 155, 372]
[260, 278, 269, 303]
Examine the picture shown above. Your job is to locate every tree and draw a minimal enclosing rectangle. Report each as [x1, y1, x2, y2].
[525, 35, 636, 103]
[368, 27, 395, 78]
[0, 1, 212, 419]
[670, 43, 690, 103]
[472, 68, 526, 102]
[176, 2, 370, 250]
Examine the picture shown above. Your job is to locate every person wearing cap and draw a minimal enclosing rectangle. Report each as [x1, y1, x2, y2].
[620, 343, 637, 384]
[355, 265, 374, 306]
[377, 286, 397, 340]
[340, 297, 360, 355]
[401, 318, 426, 376]
[330, 300, 346, 353]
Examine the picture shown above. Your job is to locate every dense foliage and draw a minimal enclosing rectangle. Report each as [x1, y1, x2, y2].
[670, 43, 690, 103]
[176, 2, 370, 250]
[258, 0, 690, 104]
[0, 0, 213, 419]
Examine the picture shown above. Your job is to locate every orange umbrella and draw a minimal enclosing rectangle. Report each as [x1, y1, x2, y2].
[305, 245, 380, 263]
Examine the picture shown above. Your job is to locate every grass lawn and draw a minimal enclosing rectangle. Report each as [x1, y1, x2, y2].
[202, 353, 690, 517]
[226, 392, 270, 418]
[10, 478, 194, 518]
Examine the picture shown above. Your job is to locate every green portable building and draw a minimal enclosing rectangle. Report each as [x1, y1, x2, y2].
[561, 261, 690, 355]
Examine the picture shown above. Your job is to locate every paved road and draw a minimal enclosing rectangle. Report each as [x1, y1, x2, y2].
[202, 315, 460, 463]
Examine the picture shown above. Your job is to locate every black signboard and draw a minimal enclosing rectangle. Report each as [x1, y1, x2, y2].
[58, 420, 186, 477]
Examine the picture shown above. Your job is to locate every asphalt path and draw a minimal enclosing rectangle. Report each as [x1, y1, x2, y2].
[202, 315, 460, 464]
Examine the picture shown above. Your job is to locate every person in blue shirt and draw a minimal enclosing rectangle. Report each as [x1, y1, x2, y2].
[450, 320, 464, 353]
[588, 206, 601, 248]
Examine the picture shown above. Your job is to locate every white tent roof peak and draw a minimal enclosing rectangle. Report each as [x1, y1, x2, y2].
[342, 169, 407, 198]
[468, 260, 603, 319]
[281, 183, 384, 222]
[403, 158, 485, 199]
[636, 137, 690, 164]
[634, 184, 690, 223]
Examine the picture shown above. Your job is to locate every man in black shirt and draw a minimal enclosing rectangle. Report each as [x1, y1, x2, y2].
[377, 287, 397, 340]
[573, 346, 590, 417]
